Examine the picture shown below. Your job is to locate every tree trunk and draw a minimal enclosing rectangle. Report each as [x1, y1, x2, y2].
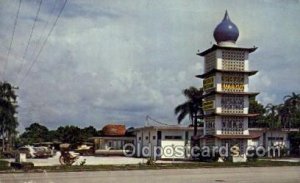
[193, 116, 197, 137]
[5, 131, 9, 151]
[1, 133, 4, 153]
[7, 131, 12, 151]
[1, 120, 4, 153]
[192, 113, 198, 148]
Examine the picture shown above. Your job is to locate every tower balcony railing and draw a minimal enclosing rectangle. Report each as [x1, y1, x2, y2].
[205, 128, 216, 135]
[221, 108, 244, 114]
[222, 86, 244, 92]
[221, 128, 243, 135]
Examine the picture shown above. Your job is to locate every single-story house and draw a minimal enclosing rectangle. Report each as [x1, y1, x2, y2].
[133, 125, 299, 159]
[247, 128, 299, 151]
[133, 125, 203, 159]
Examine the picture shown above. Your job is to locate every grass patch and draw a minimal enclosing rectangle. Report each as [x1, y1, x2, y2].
[0, 159, 10, 170]
[1, 160, 300, 173]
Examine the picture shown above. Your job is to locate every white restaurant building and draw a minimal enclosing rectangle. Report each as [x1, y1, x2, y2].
[133, 125, 296, 160]
[133, 125, 202, 159]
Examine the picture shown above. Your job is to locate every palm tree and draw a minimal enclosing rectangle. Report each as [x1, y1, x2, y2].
[265, 103, 280, 128]
[284, 92, 300, 108]
[277, 104, 290, 129]
[265, 103, 281, 147]
[174, 87, 204, 145]
[284, 92, 300, 128]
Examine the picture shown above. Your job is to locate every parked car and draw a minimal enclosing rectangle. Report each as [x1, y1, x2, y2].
[18, 146, 36, 158]
[33, 146, 52, 158]
[18, 145, 52, 158]
[75, 144, 94, 156]
[33, 142, 58, 156]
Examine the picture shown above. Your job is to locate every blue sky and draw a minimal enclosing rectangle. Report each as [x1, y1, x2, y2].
[0, 0, 299, 131]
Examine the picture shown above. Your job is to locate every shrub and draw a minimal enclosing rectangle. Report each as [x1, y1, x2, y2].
[146, 157, 156, 165]
[79, 159, 86, 166]
[196, 150, 220, 162]
[10, 162, 34, 170]
[0, 159, 10, 170]
[247, 149, 259, 161]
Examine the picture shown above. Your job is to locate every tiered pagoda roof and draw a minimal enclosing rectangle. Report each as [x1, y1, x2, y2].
[196, 69, 258, 79]
[202, 91, 259, 98]
[203, 113, 259, 118]
[197, 44, 257, 57]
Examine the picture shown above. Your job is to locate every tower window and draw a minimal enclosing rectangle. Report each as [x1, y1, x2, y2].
[221, 117, 244, 135]
[221, 95, 244, 113]
[222, 50, 245, 71]
[204, 51, 216, 72]
[222, 50, 245, 61]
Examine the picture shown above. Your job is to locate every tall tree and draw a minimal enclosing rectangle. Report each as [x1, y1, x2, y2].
[284, 92, 300, 128]
[265, 103, 280, 128]
[0, 82, 18, 152]
[265, 103, 281, 146]
[19, 123, 49, 145]
[56, 125, 83, 145]
[248, 98, 266, 127]
[277, 104, 290, 129]
[284, 92, 300, 108]
[81, 126, 98, 140]
[175, 87, 204, 143]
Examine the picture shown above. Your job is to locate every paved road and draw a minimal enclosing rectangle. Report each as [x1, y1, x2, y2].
[1, 166, 300, 183]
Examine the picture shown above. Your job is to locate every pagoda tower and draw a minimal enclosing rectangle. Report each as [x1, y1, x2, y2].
[197, 11, 259, 160]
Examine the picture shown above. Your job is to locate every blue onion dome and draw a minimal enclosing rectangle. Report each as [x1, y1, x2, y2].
[213, 11, 239, 44]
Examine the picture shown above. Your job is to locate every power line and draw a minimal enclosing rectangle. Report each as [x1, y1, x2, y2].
[29, 0, 58, 64]
[17, 0, 58, 83]
[18, 0, 68, 86]
[2, 0, 22, 81]
[16, 0, 43, 78]
[146, 115, 171, 126]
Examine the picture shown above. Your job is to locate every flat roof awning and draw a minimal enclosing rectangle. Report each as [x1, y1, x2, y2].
[133, 125, 203, 132]
[200, 131, 262, 140]
[214, 134, 261, 139]
[204, 113, 259, 118]
[89, 136, 135, 140]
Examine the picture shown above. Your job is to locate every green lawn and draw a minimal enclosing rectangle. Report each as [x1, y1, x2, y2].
[1, 159, 300, 173]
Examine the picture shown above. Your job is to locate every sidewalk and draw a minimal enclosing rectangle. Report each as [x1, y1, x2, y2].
[5, 152, 188, 166]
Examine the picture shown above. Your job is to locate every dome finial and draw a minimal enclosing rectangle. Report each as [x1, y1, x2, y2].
[213, 10, 239, 45]
[223, 10, 229, 20]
